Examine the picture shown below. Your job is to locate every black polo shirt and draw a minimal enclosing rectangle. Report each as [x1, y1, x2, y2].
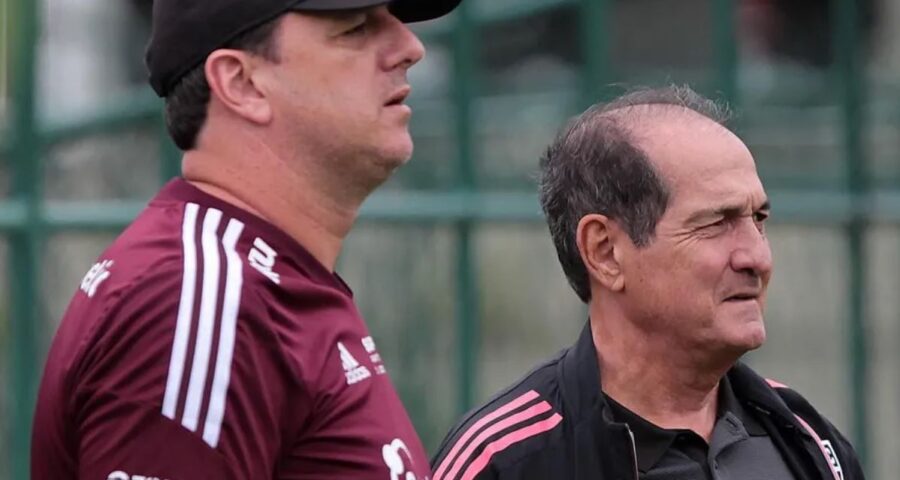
[606, 377, 796, 479]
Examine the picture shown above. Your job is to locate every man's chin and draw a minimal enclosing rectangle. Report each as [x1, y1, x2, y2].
[375, 138, 414, 168]
[734, 323, 767, 352]
[709, 318, 766, 359]
[362, 146, 413, 188]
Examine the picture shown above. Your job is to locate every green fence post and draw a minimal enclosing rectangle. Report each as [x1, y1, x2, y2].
[579, 0, 610, 107]
[8, 0, 42, 478]
[712, 0, 739, 107]
[451, 0, 478, 414]
[1, 0, 7, 101]
[833, 0, 869, 470]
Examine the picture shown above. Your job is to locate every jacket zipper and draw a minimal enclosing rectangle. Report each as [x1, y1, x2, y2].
[625, 425, 639, 480]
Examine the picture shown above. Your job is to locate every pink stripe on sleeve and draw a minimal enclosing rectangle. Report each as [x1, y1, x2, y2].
[433, 390, 540, 479]
[439, 402, 553, 480]
[766, 378, 789, 389]
[767, 378, 841, 480]
[460, 413, 563, 480]
[793, 415, 843, 480]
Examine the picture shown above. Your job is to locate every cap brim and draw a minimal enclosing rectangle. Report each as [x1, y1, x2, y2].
[292, 0, 461, 22]
[390, 0, 461, 22]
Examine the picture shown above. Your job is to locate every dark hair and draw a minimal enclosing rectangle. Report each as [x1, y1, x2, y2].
[164, 18, 282, 150]
[538, 85, 732, 302]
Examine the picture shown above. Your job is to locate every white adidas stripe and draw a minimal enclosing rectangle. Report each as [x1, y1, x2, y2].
[162, 204, 246, 447]
[202, 217, 245, 447]
[182, 208, 224, 432]
[162, 203, 200, 420]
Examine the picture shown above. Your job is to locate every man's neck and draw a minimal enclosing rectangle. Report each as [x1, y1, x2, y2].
[181, 140, 360, 272]
[592, 314, 732, 442]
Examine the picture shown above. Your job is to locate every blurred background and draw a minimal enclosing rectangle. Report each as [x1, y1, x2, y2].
[2, 0, 899, 478]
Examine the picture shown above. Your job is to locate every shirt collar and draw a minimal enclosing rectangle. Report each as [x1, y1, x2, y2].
[719, 375, 768, 436]
[603, 371, 770, 472]
[558, 321, 776, 473]
[604, 395, 682, 472]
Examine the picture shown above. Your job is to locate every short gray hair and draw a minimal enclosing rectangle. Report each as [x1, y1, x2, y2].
[538, 85, 732, 302]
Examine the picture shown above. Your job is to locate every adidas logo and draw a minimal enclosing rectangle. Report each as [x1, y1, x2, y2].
[362, 336, 387, 375]
[338, 342, 371, 385]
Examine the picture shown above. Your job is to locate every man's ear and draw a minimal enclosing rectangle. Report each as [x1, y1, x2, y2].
[576, 214, 625, 292]
[204, 49, 272, 125]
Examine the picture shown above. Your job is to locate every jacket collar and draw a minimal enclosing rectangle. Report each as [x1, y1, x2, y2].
[726, 362, 806, 431]
[561, 322, 638, 480]
[559, 320, 821, 480]
[559, 320, 603, 421]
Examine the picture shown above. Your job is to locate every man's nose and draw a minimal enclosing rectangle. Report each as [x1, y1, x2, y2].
[383, 16, 426, 70]
[730, 219, 773, 277]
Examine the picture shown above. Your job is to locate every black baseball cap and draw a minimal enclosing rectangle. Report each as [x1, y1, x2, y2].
[146, 0, 462, 97]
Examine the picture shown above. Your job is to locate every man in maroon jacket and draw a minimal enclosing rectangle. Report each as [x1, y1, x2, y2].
[32, 0, 460, 478]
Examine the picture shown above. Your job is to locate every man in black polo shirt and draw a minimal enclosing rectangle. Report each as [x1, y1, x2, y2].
[431, 85, 864, 480]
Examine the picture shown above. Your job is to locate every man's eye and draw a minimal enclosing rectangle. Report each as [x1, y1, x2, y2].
[708, 218, 727, 228]
[344, 20, 368, 36]
[753, 211, 769, 223]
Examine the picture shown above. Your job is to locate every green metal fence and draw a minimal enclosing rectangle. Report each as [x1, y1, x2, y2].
[2, 0, 890, 478]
